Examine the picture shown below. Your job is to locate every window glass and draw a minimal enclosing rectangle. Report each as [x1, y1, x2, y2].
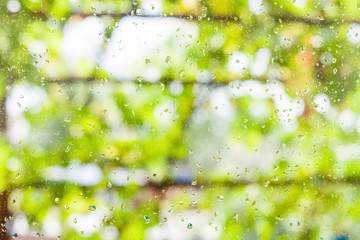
[0, 0, 359, 239]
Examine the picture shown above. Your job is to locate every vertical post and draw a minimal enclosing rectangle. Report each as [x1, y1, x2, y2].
[0, 191, 8, 240]
[0, 96, 8, 240]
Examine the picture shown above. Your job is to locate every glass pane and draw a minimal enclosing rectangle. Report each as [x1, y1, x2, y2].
[0, 0, 359, 239]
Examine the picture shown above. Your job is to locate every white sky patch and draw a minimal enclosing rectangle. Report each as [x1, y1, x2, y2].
[147, 210, 221, 240]
[228, 80, 266, 100]
[347, 24, 360, 44]
[10, 214, 29, 236]
[44, 165, 67, 182]
[227, 51, 249, 75]
[45, 61, 61, 79]
[6, 83, 46, 144]
[44, 162, 103, 186]
[101, 16, 198, 81]
[338, 110, 356, 132]
[142, 66, 162, 82]
[7, 0, 20, 13]
[140, 0, 163, 15]
[7, 117, 30, 145]
[67, 207, 110, 237]
[196, 69, 211, 83]
[313, 93, 331, 114]
[109, 168, 148, 186]
[43, 207, 62, 238]
[69, 0, 81, 8]
[250, 48, 271, 77]
[101, 226, 120, 240]
[67, 162, 103, 186]
[169, 81, 184, 96]
[334, 143, 360, 162]
[268, 82, 305, 130]
[209, 87, 234, 120]
[28, 40, 48, 67]
[356, 118, 360, 134]
[153, 100, 177, 127]
[248, 0, 266, 15]
[28, 40, 47, 55]
[6, 84, 47, 117]
[222, 139, 277, 177]
[61, 16, 104, 72]
[292, 0, 307, 8]
[229, 80, 305, 131]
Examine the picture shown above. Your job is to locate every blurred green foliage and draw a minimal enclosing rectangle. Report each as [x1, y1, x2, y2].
[2, 0, 360, 239]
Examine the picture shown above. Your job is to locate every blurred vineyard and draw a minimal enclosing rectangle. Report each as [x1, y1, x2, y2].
[2, 0, 360, 239]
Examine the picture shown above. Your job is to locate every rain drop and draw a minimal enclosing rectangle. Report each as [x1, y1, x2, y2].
[165, 56, 171, 64]
[64, 117, 71, 122]
[88, 205, 96, 211]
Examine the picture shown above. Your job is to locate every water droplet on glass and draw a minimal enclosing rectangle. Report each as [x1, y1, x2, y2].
[187, 223, 193, 229]
[136, 76, 143, 83]
[65, 145, 71, 152]
[165, 56, 171, 64]
[88, 205, 96, 211]
[64, 117, 71, 122]
[144, 215, 150, 223]
[297, 135, 304, 140]
[135, 9, 142, 15]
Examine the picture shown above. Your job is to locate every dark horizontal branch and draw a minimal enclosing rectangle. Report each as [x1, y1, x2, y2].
[29, 9, 357, 26]
[9, 175, 360, 191]
[44, 76, 232, 87]
[31, 10, 241, 22]
[76, 12, 238, 22]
